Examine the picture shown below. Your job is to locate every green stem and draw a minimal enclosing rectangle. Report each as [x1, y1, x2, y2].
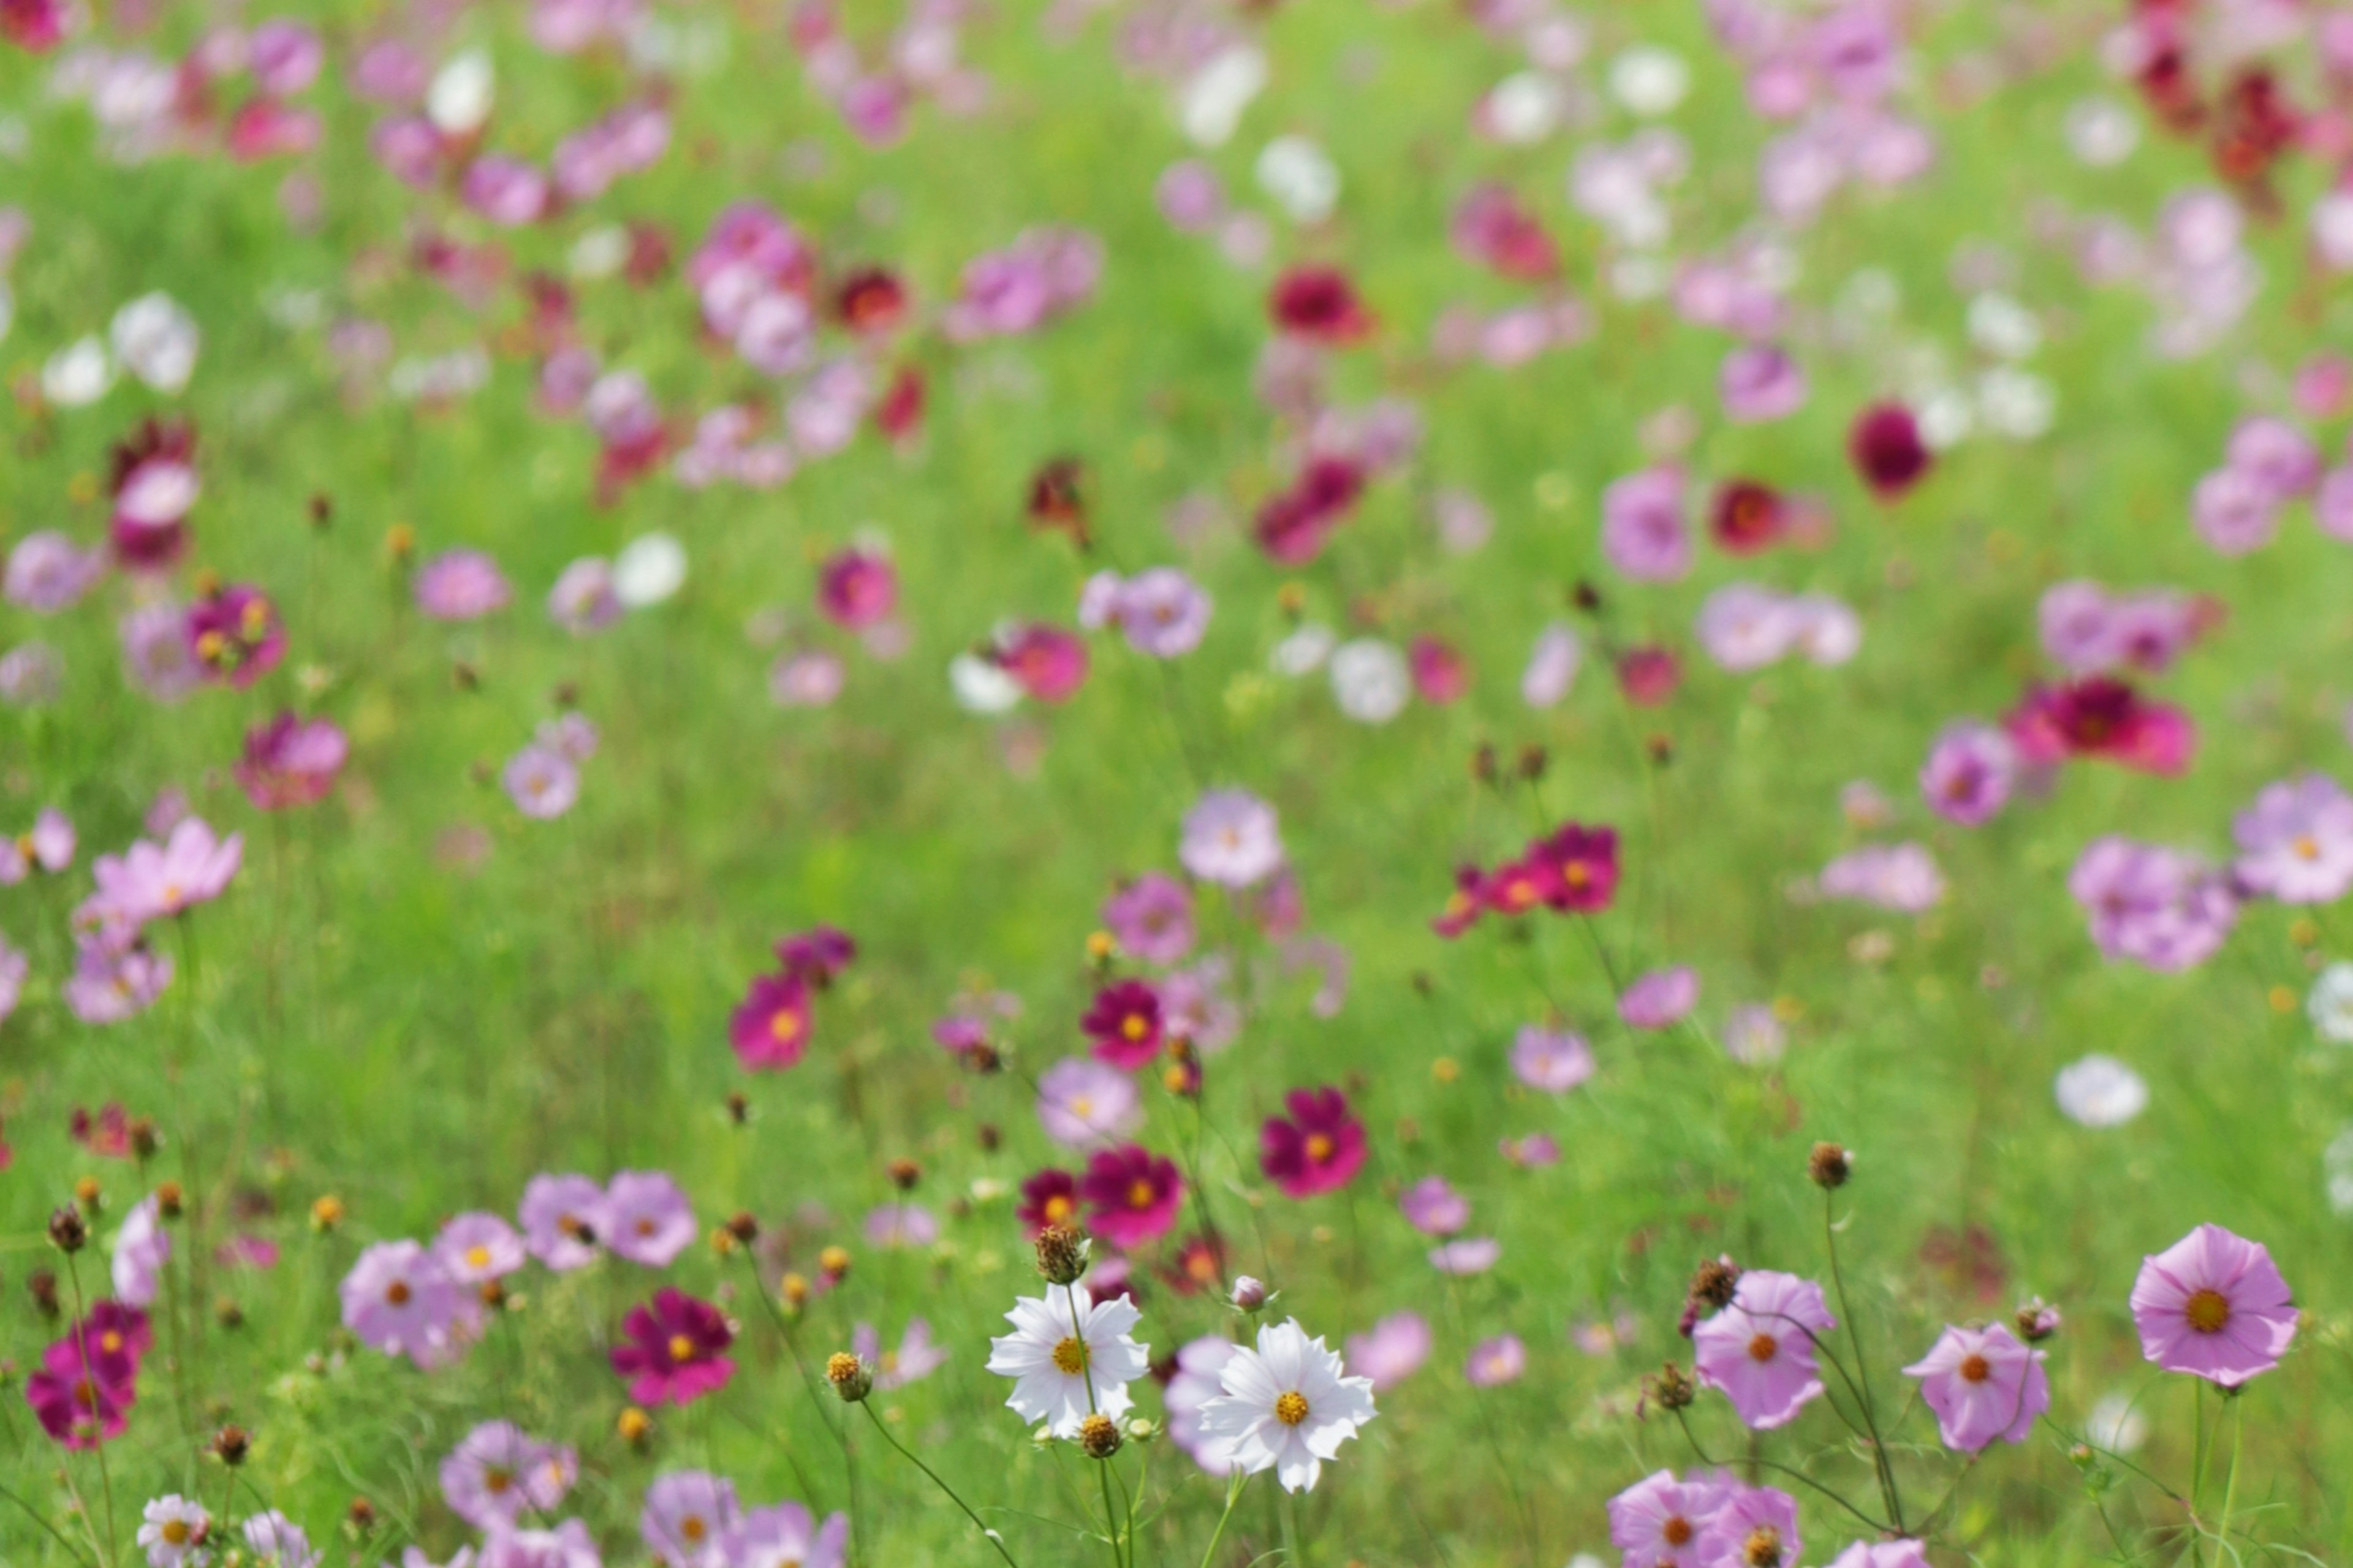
[855, 1401, 1023, 1568]
[0, 1483, 97, 1568]
[2214, 1393, 2245, 1553]
[1822, 1193, 1904, 1533]
[1197, 1472, 1249, 1568]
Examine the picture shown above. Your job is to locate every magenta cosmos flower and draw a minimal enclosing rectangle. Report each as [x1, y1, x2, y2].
[109, 419, 199, 569]
[2129, 1224, 2297, 1387]
[1902, 1322, 2048, 1452]
[1692, 1270, 1835, 1430]
[1346, 1312, 1432, 1389]
[1848, 400, 1931, 500]
[730, 970, 812, 1070]
[1102, 873, 1194, 964]
[990, 623, 1089, 702]
[415, 549, 513, 620]
[1534, 822, 1619, 912]
[1082, 979, 1163, 1069]
[2232, 773, 2353, 904]
[1078, 1143, 1184, 1248]
[2006, 676, 2193, 775]
[1259, 1086, 1368, 1197]
[186, 585, 286, 688]
[237, 712, 349, 810]
[816, 548, 897, 629]
[26, 1330, 135, 1449]
[612, 1288, 737, 1405]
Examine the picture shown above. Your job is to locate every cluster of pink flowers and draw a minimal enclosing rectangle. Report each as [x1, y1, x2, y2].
[729, 925, 855, 1070]
[1433, 820, 1619, 937]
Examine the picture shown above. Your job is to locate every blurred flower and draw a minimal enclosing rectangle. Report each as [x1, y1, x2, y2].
[611, 1289, 736, 1405]
[2053, 1055, 2148, 1128]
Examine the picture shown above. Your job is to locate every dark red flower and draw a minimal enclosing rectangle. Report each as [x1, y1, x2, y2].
[1847, 401, 1932, 501]
[1083, 980, 1163, 1070]
[1259, 1086, 1366, 1199]
[1710, 480, 1787, 555]
[1253, 456, 1365, 565]
[2004, 676, 2194, 775]
[835, 266, 908, 333]
[874, 366, 925, 445]
[1533, 823, 1619, 912]
[1268, 265, 1374, 344]
[777, 926, 856, 985]
[1615, 646, 1682, 706]
[1026, 458, 1088, 543]
[1016, 1168, 1080, 1236]
[610, 1287, 735, 1406]
[1078, 1144, 1184, 1248]
[26, 1327, 135, 1449]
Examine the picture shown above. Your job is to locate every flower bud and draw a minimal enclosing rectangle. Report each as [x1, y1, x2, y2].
[1034, 1223, 1091, 1286]
[1649, 1362, 1696, 1411]
[311, 1195, 346, 1232]
[1806, 1142, 1851, 1189]
[1078, 1412, 1122, 1459]
[74, 1176, 102, 1213]
[26, 1269, 58, 1318]
[817, 1246, 851, 1281]
[211, 1426, 251, 1467]
[128, 1118, 160, 1161]
[826, 1352, 873, 1403]
[2014, 1297, 2062, 1343]
[155, 1181, 184, 1219]
[887, 1159, 922, 1191]
[46, 1208, 87, 1254]
[1229, 1276, 1268, 1311]
[779, 1273, 811, 1309]
[726, 1212, 759, 1244]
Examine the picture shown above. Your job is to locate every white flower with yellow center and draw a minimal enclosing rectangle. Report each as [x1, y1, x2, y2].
[137, 1495, 211, 1568]
[985, 1285, 1148, 1438]
[1195, 1318, 1376, 1493]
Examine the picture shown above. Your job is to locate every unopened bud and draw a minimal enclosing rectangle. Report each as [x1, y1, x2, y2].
[1807, 1142, 1851, 1189]
[1229, 1276, 1268, 1311]
[826, 1352, 873, 1403]
[726, 1212, 759, 1244]
[311, 1195, 346, 1232]
[1035, 1223, 1091, 1286]
[779, 1273, 811, 1309]
[2014, 1297, 2062, 1343]
[46, 1208, 86, 1254]
[211, 1426, 251, 1467]
[1650, 1362, 1696, 1411]
[155, 1181, 184, 1219]
[1078, 1412, 1122, 1459]
[887, 1159, 921, 1191]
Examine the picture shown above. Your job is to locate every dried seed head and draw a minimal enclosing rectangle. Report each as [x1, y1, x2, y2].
[1650, 1362, 1697, 1412]
[2014, 1297, 2063, 1343]
[128, 1118, 160, 1160]
[1078, 1412, 1122, 1459]
[1688, 1256, 1740, 1312]
[27, 1269, 58, 1318]
[45, 1208, 86, 1254]
[1807, 1142, 1851, 1189]
[1035, 1223, 1091, 1286]
[155, 1181, 184, 1219]
[887, 1159, 921, 1191]
[726, 1212, 759, 1244]
[211, 1426, 251, 1467]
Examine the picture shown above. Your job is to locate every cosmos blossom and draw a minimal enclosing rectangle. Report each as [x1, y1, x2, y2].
[2129, 1223, 2297, 1387]
[1902, 1323, 2049, 1451]
[1194, 1317, 1378, 1493]
[1691, 1270, 1835, 1430]
[1259, 1086, 1366, 1198]
[1078, 1143, 1184, 1247]
[1082, 979, 1164, 1069]
[985, 1283, 1149, 1437]
[730, 971, 813, 1069]
[611, 1288, 737, 1406]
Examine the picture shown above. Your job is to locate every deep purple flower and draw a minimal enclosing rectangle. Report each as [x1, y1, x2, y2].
[1259, 1086, 1367, 1198]
[1078, 1143, 1184, 1248]
[612, 1288, 737, 1405]
[1848, 400, 1931, 500]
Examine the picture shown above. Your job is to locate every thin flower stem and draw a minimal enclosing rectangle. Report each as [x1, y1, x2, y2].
[1279, 1487, 1301, 1566]
[2215, 1392, 2245, 1553]
[1063, 1286, 1126, 1568]
[1672, 1410, 1890, 1536]
[0, 1482, 97, 1568]
[855, 1400, 1023, 1568]
[1821, 1194, 1904, 1533]
[1197, 1471, 1250, 1568]
[61, 1254, 118, 1567]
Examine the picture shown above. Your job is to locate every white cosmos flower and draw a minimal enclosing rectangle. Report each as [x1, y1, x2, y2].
[2053, 1054, 2148, 1129]
[985, 1284, 1148, 1438]
[111, 293, 200, 393]
[1270, 623, 1335, 677]
[1521, 623, 1580, 707]
[2084, 1393, 2147, 1455]
[1256, 136, 1339, 224]
[1977, 369, 2055, 439]
[1610, 47, 1689, 116]
[2324, 1126, 2353, 1214]
[2308, 963, 2353, 1043]
[428, 49, 496, 137]
[613, 532, 686, 606]
[43, 336, 114, 407]
[1329, 638, 1408, 724]
[1482, 72, 1563, 144]
[1195, 1318, 1376, 1493]
[949, 653, 1023, 714]
[1180, 46, 1265, 148]
[137, 1494, 212, 1568]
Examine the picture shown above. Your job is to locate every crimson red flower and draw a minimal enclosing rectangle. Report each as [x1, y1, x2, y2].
[1017, 1168, 1080, 1236]
[610, 1287, 736, 1406]
[991, 624, 1089, 703]
[1533, 824, 1620, 912]
[2004, 676, 2194, 775]
[1848, 401, 1932, 501]
[1162, 1232, 1227, 1295]
[1026, 458, 1088, 542]
[1083, 980, 1164, 1069]
[70, 1104, 134, 1159]
[186, 585, 285, 689]
[835, 266, 908, 333]
[1267, 265, 1374, 344]
[873, 365, 926, 445]
[1615, 646, 1682, 706]
[1078, 1144, 1184, 1248]
[1259, 1086, 1366, 1198]
[1254, 456, 1366, 565]
[729, 971, 811, 1070]
[1710, 480, 1787, 555]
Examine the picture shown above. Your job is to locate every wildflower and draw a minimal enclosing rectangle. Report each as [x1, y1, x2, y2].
[1398, 1177, 1469, 1236]
[26, 1330, 134, 1447]
[435, 1213, 526, 1285]
[2309, 963, 2353, 1042]
[825, 1352, 873, 1401]
[776, 926, 855, 985]
[1919, 722, 2018, 827]
[1113, 567, 1213, 657]
[85, 817, 243, 929]
[1902, 1322, 2049, 1451]
[850, 1319, 950, 1390]
[243, 1512, 319, 1568]
[502, 744, 580, 820]
[640, 1471, 740, 1568]
[1691, 1270, 1834, 1429]
[604, 1171, 697, 1267]
[1695, 585, 1801, 671]
[612, 1289, 737, 1406]
[479, 1520, 601, 1568]
[1848, 400, 1931, 499]
[990, 623, 1089, 702]
[1259, 1087, 1366, 1198]
[1427, 1237, 1501, 1275]
[109, 420, 200, 570]
[341, 1241, 469, 1368]
[520, 1173, 608, 1270]
[1826, 1543, 1932, 1568]
[985, 1283, 1149, 1436]
[2006, 676, 2193, 775]
[1607, 1470, 1729, 1568]
[2129, 1224, 2297, 1387]
[1036, 1058, 1143, 1148]
[729, 1504, 848, 1568]
[1522, 623, 1582, 706]
[1601, 466, 1691, 581]
[2232, 774, 2353, 904]
[1696, 1486, 1800, 1568]
[1165, 1336, 1241, 1471]
[1620, 967, 1699, 1030]
[1080, 1144, 1184, 1247]
[1721, 346, 1808, 423]
[816, 548, 897, 629]
[1330, 639, 1411, 723]
[1465, 1334, 1526, 1387]
[1082, 979, 1164, 1069]
[1344, 1312, 1431, 1388]
[549, 560, 623, 635]
[5, 531, 105, 613]
[236, 714, 349, 811]
[2068, 837, 2237, 972]
[112, 1195, 169, 1306]
[2053, 1055, 2148, 1128]
[415, 550, 513, 619]
[443, 1422, 572, 1530]
[1267, 265, 1373, 344]
[1102, 874, 1194, 965]
[1179, 790, 1283, 887]
[137, 1495, 212, 1568]
[1818, 844, 1944, 912]
[1194, 1317, 1377, 1493]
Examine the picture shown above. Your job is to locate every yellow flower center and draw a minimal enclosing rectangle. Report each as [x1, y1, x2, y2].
[2186, 1289, 2232, 1334]
[2294, 835, 2321, 860]
[1069, 1095, 1094, 1119]
[485, 1469, 512, 1494]
[670, 1333, 697, 1363]
[680, 1515, 706, 1543]
[1305, 1133, 1335, 1163]
[1745, 1526, 1784, 1568]
[465, 1244, 492, 1270]
[1274, 1390, 1309, 1426]
[1052, 1336, 1088, 1374]
[1120, 1013, 1148, 1041]
[1044, 1195, 1072, 1222]
[1746, 1333, 1777, 1363]
[771, 1009, 801, 1042]
[161, 1520, 191, 1545]
[100, 1331, 123, 1354]
[1127, 1178, 1156, 1208]
[1662, 1518, 1692, 1548]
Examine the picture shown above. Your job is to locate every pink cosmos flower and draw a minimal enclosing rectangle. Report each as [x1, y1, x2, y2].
[1608, 1469, 1731, 1568]
[730, 1503, 847, 1568]
[641, 1471, 739, 1568]
[1533, 823, 1619, 912]
[479, 1520, 602, 1568]
[2225, 415, 2321, 503]
[1902, 1322, 2048, 1452]
[1827, 1543, 1932, 1568]
[816, 548, 898, 629]
[777, 926, 855, 985]
[1165, 1336, 1240, 1471]
[503, 744, 581, 820]
[1346, 1312, 1431, 1389]
[458, 151, 552, 227]
[2129, 1224, 2297, 1387]
[1398, 1176, 1469, 1236]
[550, 559, 623, 635]
[64, 939, 172, 1023]
[1409, 637, 1469, 704]
[1819, 843, 1945, 912]
[1078, 1143, 1184, 1248]
[186, 585, 286, 688]
[4, 531, 105, 612]
[237, 713, 348, 810]
[2232, 774, 2353, 903]
[730, 971, 812, 1070]
[1620, 967, 1699, 1030]
[1692, 1270, 1835, 1429]
[1920, 722, 2017, 827]
[111, 1197, 169, 1306]
[86, 817, 243, 928]
[109, 420, 200, 570]
[604, 1171, 696, 1267]
[1697, 1485, 1801, 1568]
[2069, 837, 2238, 972]
[1082, 979, 1163, 1069]
[434, 1213, 526, 1286]
[443, 1421, 573, 1529]
[851, 1319, 950, 1391]
[26, 1331, 135, 1449]
[1259, 1086, 1367, 1198]
[1035, 1058, 1143, 1147]
[1179, 790, 1283, 888]
[863, 1203, 938, 1248]
[1511, 1026, 1595, 1093]
[611, 1288, 737, 1406]
[990, 623, 1088, 702]
[520, 1173, 610, 1271]
[1112, 567, 1211, 657]
[1428, 1237, 1501, 1274]
[1601, 466, 1691, 582]
[1465, 1333, 1526, 1387]
[415, 550, 513, 620]
[1720, 344, 1808, 423]
[1102, 873, 1194, 965]
[341, 1240, 469, 1368]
